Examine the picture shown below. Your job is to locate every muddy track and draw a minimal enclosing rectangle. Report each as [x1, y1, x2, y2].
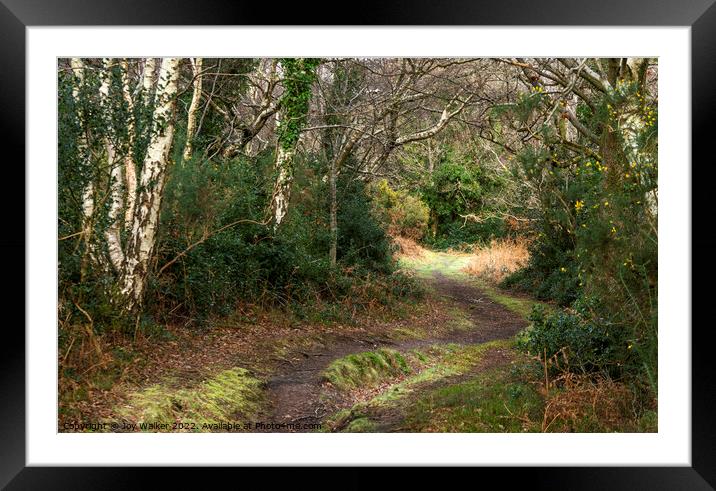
[251, 270, 528, 432]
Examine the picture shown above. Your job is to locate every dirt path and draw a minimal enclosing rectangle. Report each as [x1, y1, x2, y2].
[254, 255, 528, 432]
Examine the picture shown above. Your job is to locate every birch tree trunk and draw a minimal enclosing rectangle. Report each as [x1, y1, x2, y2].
[99, 58, 127, 274]
[270, 145, 295, 230]
[69, 58, 97, 281]
[68, 57, 182, 318]
[119, 57, 181, 313]
[182, 57, 203, 161]
[121, 59, 138, 230]
[268, 58, 320, 231]
[142, 58, 157, 103]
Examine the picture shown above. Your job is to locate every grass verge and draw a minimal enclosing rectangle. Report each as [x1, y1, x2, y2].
[403, 364, 543, 432]
[116, 367, 264, 431]
[321, 340, 513, 432]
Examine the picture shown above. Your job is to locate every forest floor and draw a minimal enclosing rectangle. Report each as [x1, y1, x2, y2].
[60, 247, 653, 433]
[258, 250, 536, 432]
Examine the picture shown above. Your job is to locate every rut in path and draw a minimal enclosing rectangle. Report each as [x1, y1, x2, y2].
[252, 269, 528, 432]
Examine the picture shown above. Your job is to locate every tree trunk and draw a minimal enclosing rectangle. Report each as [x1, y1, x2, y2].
[99, 59, 127, 274]
[268, 58, 319, 232]
[182, 57, 203, 161]
[142, 58, 157, 103]
[69, 58, 97, 280]
[270, 145, 295, 230]
[121, 59, 138, 231]
[427, 139, 435, 174]
[329, 156, 338, 267]
[119, 57, 181, 314]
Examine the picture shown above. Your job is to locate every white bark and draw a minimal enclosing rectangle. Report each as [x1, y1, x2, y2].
[99, 58, 127, 274]
[79, 180, 96, 273]
[270, 145, 295, 230]
[121, 57, 181, 311]
[70, 59, 93, 230]
[70, 58, 102, 278]
[182, 57, 203, 161]
[105, 145, 126, 273]
[121, 59, 138, 230]
[70, 58, 84, 100]
[223, 60, 281, 158]
[395, 95, 471, 146]
[70, 57, 181, 313]
[142, 58, 157, 103]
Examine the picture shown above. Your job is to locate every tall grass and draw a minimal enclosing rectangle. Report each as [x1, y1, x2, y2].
[463, 239, 530, 283]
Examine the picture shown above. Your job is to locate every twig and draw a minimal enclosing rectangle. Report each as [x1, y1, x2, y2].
[58, 230, 85, 241]
[74, 301, 102, 359]
[78, 360, 109, 377]
[542, 413, 560, 433]
[61, 335, 77, 364]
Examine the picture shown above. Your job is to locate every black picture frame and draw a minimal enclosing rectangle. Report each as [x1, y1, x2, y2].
[2, 1, 713, 488]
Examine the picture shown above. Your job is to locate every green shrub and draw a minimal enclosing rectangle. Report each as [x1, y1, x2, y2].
[150, 152, 413, 325]
[368, 179, 429, 240]
[421, 161, 485, 223]
[501, 249, 579, 307]
[518, 301, 630, 376]
[501, 79, 658, 393]
[424, 218, 507, 251]
[417, 147, 508, 248]
[397, 194, 431, 239]
[339, 178, 396, 273]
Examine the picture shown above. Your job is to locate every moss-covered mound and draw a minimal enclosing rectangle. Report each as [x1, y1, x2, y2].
[321, 349, 411, 391]
[117, 367, 264, 431]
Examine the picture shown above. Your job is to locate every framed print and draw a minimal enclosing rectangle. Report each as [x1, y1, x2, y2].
[2, 0, 715, 487]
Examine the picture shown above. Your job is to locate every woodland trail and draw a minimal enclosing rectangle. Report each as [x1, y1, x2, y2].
[254, 252, 528, 432]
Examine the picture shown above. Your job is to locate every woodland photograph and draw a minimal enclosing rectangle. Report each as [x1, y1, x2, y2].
[58, 57, 658, 433]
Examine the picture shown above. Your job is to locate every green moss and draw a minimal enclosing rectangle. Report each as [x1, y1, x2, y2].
[367, 341, 509, 406]
[322, 349, 411, 391]
[345, 416, 376, 432]
[369, 363, 453, 405]
[321, 406, 371, 432]
[413, 350, 428, 363]
[447, 306, 474, 331]
[403, 365, 544, 432]
[117, 367, 264, 431]
[121, 385, 177, 423]
[325, 340, 514, 431]
[321, 408, 353, 431]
